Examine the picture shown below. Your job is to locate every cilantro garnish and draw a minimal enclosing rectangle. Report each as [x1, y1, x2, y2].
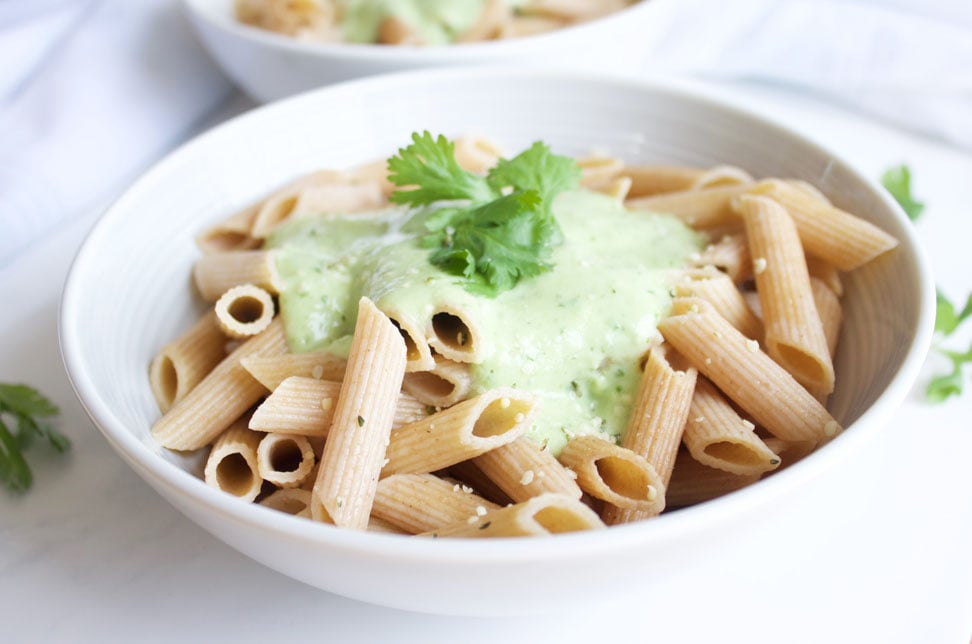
[0, 383, 69, 492]
[927, 289, 972, 402]
[881, 165, 925, 221]
[388, 132, 579, 296]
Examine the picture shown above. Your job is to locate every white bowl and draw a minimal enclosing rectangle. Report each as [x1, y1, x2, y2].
[60, 68, 935, 615]
[182, 0, 661, 102]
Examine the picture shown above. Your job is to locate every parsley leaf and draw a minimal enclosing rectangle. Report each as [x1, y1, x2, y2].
[388, 132, 579, 296]
[881, 165, 925, 221]
[0, 383, 69, 493]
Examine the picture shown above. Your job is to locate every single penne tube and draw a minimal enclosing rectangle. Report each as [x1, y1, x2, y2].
[421, 493, 605, 538]
[380, 306, 435, 372]
[472, 436, 582, 503]
[452, 134, 505, 173]
[665, 449, 761, 508]
[811, 277, 843, 359]
[152, 318, 287, 451]
[674, 266, 763, 341]
[214, 283, 276, 339]
[761, 437, 818, 472]
[738, 194, 834, 393]
[195, 205, 261, 254]
[691, 232, 752, 283]
[787, 179, 831, 205]
[556, 435, 664, 514]
[626, 184, 750, 229]
[256, 432, 316, 488]
[457, 0, 510, 42]
[806, 256, 844, 297]
[349, 159, 395, 198]
[260, 487, 312, 517]
[620, 165, 704, 198]
[372, 473, 500, 534]
[193, 249, 282, 302]
[248, 376, 426, 435]
[284, 182, 384, 220]
[367, 516, 409, 534]
[745, 180, 898, 270]
[447, 460, 515, 506]
[691, 165, 754, 190]
[311, 297, 407, 530]
[149, 311, 226, 413]
[377, 15, 422, 44]
[250, 169, 355, 238]
[382, 388, 534, 476]
[402, 357, 472, 408]
[658, 297, 839, 443]
[240, 352, 348, 390]
[427, 304, 484, 363]
[683, 377, 781, 476]
[203, 418, 263, 502]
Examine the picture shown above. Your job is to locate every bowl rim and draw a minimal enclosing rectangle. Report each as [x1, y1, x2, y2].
[180, 0, 659, 61]
[59, 66, 937, 563]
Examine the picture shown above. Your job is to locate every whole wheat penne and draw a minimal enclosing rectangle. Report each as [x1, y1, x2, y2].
[149, 311, 227, 413]
[691, 165, 754, 190]
[193, 250, 281, 302]
[738, 194, 834, 393]
[497, 14, 566, 38]
[675, 266, 763, 341]
[349, 159, 395, 197]
[683, 377, 780, 475]
[526, 0, 628, 21]
[427, 304, 484, 363]
[249, 376, 427, 435]
[196, 205, 260, 254]
[457, 0, 510, 42]
[260, 487, 312, 517]
[658, 297, 839, 443]
[761, 437, 818, 471]
[256, 432, 316, 488]
[627, 184, 751, 228]
[402, 357, 472, 408]
[311, 297, 407, 529]
[603, 345, 696, 525]
[621, 165, 704, 198]
[381, 307, 435, 372]
[452, 134, 505, 173]
[665, 449, 761, 508]
[152, 317, 287, 451]
[811, 277, 843, 359]
[214, 283, 276, 339]
[382, 388, 534, 476]
[447, 460, 515, 506]
[472, 436, 582, 502]
[250, 169, 354, 238]
[372, 473, 500, 534]
[367, 516, 409, 534]
[240, 352, 348, 390]
[421, 493, 605, 538]
[204, 419, 263, 502]
[577, 154, 624, 188]
[746, 180, 898, 270]
[806, 256, 843, 297]
[557, 435, 664, 514]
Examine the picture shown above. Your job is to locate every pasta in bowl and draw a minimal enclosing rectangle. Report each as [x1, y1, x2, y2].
[60, 69, 934, 614]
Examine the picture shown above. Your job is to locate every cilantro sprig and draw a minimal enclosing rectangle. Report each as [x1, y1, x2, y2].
[0, 383, 69, 492]
[881, 164, 925, 221]
[388, 132, 579, 296]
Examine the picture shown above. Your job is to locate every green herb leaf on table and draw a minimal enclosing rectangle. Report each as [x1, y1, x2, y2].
[388, 132, 579, 297]
[881, 164, 925, 221]
[0, 383, 68, 493]
[935, 289, 972, 336]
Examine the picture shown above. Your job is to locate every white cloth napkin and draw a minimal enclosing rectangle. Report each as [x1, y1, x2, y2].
[0, 0, 233, 268]
[0, 0, 969, 268]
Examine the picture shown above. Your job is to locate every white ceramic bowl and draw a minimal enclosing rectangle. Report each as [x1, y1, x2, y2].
[182, 0, 660, 102]
[60, 68, 935, 615]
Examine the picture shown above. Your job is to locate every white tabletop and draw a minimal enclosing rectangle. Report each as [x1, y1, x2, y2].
[1, 79, 970, 643]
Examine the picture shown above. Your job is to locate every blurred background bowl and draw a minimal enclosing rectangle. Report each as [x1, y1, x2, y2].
[181, 0, 660, 102]
[60, 67, 934, 615]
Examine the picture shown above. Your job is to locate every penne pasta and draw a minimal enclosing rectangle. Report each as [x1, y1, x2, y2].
[260, 487, 313, 517]
[665, 449, 761, 508]
[690, 232, 752, 283]
[193, 249, 281, 302]
[674, 266, 763, 341]
[213, 283, 276, 339]
[446, 460, 515, 506]
[472, 436, 582, 503]
[658, 297, 839, 443]
[311, 297, 408, 529]
[737, 194, 834, 394]
[557, 435, 664, 514]
[382, 389, 535, 477]
[691, 165, 754, 190]
[149, 311, 227, 413]
[621, 165, 704, 198]
[203, 418, 263, 502]
[256, 432, 316, 488]
[421, 493, 605, 538]
[240, 352, 347, 390]
[402, 357, 473, 408]
[195, 205, 261, 254]
[372, 473, 500, 534]
[152, 317, 287, 451]
[427, 305, 484, 363]
[626, 184, 751, 229]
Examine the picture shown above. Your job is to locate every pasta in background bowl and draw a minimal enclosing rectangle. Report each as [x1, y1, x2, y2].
[181, 0, 658, 102]
[60, 68, 934, 615]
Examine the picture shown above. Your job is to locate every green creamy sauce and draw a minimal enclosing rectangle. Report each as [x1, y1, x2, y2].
[267, 190, 702, 453]
[339, 0, 486, 45]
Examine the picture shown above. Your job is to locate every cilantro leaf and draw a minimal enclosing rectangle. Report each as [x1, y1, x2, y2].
[926, 343, 972, 403]
[0, 383, 68, 493]
[390, 133, 579, 296]
[387, 131, 495, 206]
[881, 165, 925, 221]
[935, 289, 972, 336]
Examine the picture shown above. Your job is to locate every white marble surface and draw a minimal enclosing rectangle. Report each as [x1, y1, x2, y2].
[1, 80, 971, 643]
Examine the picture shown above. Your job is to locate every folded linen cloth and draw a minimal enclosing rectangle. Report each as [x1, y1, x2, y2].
[0, 0, 233, 268]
